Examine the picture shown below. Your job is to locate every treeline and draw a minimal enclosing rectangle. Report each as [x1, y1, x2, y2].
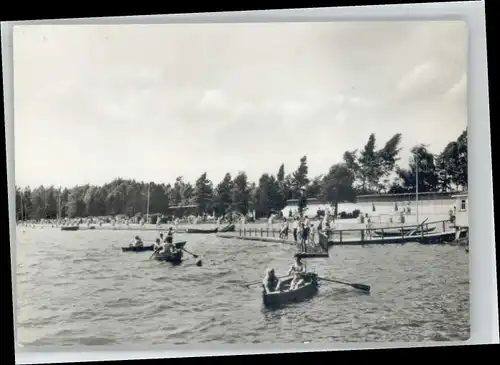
[15, 130, 467, 220]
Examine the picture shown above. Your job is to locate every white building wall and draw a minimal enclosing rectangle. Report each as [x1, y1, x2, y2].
[454, 196, 469, 228]
[281, 197, 456, 224]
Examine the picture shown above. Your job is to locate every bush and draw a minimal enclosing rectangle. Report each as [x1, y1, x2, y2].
[339, 210, 361, 219]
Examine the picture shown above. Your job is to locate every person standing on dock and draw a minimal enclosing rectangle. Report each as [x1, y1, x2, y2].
[267, 214, 274, 232]
[309, 223, 317, 245]
[292, 217, 299, 242]
[366, 218, 373, 240]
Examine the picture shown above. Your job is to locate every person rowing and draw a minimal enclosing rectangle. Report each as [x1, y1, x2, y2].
[159, 227, 178, 256]
[262, 268, 281, 293]
[165, 227, 174, 244]
[288, 254, 307, 290]
[153, 238, 162, 251]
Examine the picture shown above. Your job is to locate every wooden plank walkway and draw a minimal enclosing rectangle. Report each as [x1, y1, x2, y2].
[216, 233, 330, 257]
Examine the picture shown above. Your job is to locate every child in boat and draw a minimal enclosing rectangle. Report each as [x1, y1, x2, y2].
[153, 238, 162, 251]
[262, 268, 281, 293]
[133, 236, 144, 247]
[166, 227, 174, 243]
[288, 255, 307, 290]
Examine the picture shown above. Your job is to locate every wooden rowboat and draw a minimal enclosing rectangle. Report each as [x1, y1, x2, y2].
[61, 226, 79, 231]
[185, 227, 218, 234]
[152, 241, 187, 264]
[295, 252, 329, 259]
[262, 273, 319, 307]
[121, 245, 155, 252]
[218, 224, 236, 233]
[153, 250, 184, 264]
[373, 226, 436, 237]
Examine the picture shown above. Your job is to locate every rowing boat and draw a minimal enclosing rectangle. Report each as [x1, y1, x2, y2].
[262, 273, 319, 307]
[295, 252, 329, 258]
[153, 250, 184, 264]
[218, 224, 236, 233]
[61, 226, 79, 231]
[185, 227, 218, 234]
[373, 226, 436, 237]
[122, 245, 155, 252]
[152, 241, 187, 264]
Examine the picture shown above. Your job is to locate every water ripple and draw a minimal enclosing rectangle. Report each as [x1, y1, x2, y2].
[14, 227, 469, 346]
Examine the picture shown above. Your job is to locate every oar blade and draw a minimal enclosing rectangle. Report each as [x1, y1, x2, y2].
[352, 283, 371, 292]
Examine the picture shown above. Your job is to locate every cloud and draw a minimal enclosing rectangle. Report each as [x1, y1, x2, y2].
[13, 21, 468, 187]
[198, 89, 228, 109]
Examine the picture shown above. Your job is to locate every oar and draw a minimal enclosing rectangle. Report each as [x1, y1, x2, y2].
[406, 218, 428, 237]
[317, 276, 370, 292]
[149, 248, 161, 260]
[181, 247, 199, 258]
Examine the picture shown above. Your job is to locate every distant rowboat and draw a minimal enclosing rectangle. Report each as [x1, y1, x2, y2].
[185, 227, 218, 234]
[218, 224, 236, 233]
[122, 245, 155, 252]
[373, 226, 436, 237]
[61, 226, 79, 231]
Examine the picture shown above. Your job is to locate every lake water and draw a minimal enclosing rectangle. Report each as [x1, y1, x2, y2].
[14, 226, 470, 347]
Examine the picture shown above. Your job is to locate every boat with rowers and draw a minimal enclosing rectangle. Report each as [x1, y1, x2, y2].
[152, 241, 187, 264]
[262, 272, 319, 307]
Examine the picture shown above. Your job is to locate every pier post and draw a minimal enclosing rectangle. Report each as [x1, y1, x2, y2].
[266, 228, 269, 237]
[339, 230, 343, 243]
[243, 228, 246, 236]
[443, 221, 446, 232]
[360, 229, 364, 242]
[261, 228, 263, 237]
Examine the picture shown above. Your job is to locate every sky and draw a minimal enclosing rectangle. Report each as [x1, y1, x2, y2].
[12, 21, 468, 188]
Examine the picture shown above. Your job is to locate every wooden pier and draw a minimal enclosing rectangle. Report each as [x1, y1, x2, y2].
[216, 232, 330, 258]
[217, 219, 463, 248]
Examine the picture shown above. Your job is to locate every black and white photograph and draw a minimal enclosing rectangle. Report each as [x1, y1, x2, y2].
[11, 20, 470, 347]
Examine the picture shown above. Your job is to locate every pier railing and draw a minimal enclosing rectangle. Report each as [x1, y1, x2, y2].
[235, 219, 454, 243]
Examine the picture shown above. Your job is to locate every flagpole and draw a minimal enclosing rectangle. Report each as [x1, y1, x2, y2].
[146, 183, 151, 223]
[58, 187, 61, 226]
[415, 155, 419, 224]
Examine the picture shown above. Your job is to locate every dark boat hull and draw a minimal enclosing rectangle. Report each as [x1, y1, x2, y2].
[185, 227, 218, 234]
[262, 273, 319, 307]
[295, 252, 329, 258]
[374, 227, 436, 237]
[61, 226, 79, 231]
[122, 245, 155, 252]
[153, 251, 184, 264]
[218, 224, 236, 233]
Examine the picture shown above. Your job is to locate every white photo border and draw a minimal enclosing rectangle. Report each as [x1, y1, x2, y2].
[3, 1, 497, 364]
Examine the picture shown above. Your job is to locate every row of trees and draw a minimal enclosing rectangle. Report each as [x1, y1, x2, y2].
[15, 130, 467, 220]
